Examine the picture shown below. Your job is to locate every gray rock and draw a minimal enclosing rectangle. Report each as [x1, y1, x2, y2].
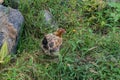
[0, 5, 24, 53]
[43, 10, 58, 29]
[44, 10, 53, 24]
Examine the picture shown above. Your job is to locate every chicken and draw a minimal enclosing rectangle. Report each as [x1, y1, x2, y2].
[41, 28, 66, 56]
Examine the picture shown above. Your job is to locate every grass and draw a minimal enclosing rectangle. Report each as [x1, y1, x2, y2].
[1, 0, 120, 80]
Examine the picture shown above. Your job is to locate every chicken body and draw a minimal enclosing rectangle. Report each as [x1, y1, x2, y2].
[42, 34, 62, 56]
[41, 28, 65, 56]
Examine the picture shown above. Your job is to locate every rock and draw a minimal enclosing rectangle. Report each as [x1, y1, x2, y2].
[43, 10, 58, 29]
[0, 5, 24, 53]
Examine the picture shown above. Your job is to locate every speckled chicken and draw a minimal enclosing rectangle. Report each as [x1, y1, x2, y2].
[41, 28, 66, 56]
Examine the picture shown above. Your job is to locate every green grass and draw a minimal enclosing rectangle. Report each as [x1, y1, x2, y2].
[1, 0, 120, 80]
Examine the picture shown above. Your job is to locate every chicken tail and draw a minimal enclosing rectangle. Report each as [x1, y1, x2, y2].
[42, 37, 48, 49]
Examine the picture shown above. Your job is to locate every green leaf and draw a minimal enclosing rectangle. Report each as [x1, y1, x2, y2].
[0, 40, 9, 63]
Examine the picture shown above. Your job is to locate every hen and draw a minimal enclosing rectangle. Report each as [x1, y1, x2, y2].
[41, 28, 66, 56]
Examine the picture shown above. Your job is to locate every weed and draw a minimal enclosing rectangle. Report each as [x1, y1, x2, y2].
[0, 41, 10, 64]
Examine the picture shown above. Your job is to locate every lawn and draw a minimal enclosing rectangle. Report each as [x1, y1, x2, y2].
[0, 0, 120, 80]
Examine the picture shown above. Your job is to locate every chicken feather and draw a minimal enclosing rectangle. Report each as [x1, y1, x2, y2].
[41, 28, 65, 56]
